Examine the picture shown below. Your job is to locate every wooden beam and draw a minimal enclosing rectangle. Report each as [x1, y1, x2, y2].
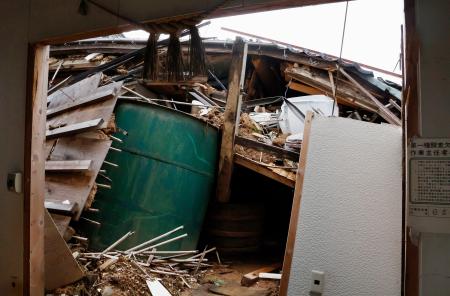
[46, 118, 104, 139]
[235, 135, 299, 161]
[285, 66, 379, 113]
[45, 160, 92, 173]
[280, 112, 314, 296]
[339, 68, 401, 125]
[24, 44, 49, 296]
[216, 38, 248, 203]
[234, 154, 295, 188]
[288, 81, 322, 95]
[47, 86, 118, 118]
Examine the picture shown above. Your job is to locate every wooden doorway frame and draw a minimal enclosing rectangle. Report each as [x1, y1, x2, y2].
[24, 44, 49, 295]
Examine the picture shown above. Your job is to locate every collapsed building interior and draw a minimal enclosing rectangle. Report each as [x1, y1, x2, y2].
[0, 0, 448, 295]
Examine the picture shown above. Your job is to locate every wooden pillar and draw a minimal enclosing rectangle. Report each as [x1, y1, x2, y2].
[404, 0, 420, 295]
[24, 44, 49, 295]
[279, 112, 314, 296]
[216, 37, 247, 203]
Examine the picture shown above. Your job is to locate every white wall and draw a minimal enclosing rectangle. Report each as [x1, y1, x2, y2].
[414, 0, 450, 294]
[287, 117, 402, 296]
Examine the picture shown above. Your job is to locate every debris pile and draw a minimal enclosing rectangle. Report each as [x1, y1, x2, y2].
[54, 226, 219, 295]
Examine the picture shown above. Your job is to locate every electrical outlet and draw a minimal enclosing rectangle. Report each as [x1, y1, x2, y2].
[310, 270, 325, 294]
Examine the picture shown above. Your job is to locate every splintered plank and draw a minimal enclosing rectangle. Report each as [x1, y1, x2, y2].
[45, 160, 92, 173]
[44, 210, 84, 290]
[47, 84, 119, 118]
[234, 154, 295, 188]
[47, 73, 102, 108]
[45, 136, 112, 220]
[46, 118, 104, 139]
[47, 81, 123, 130]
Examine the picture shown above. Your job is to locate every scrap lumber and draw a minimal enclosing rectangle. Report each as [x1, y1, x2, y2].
[285, 66, 378, 113]
[216, 37, 248, 203]
[48, 72, 102, 107]
[258, 273, 282, 280]
[46, 118, 104, 139]
[45, 200, 78, 216]
[45, 136, 112, 220]
[234, 154, 295, 188]
[146, 279, 173, 296]
[44, 210, 84, 290]
[241, 263, 281, 287]
[339, 68, 401, 125]
[45, 160, 92, 173]
[235, 135, 299, 162]
[47, 81, 122, 130]
[47, 83, 119, 117]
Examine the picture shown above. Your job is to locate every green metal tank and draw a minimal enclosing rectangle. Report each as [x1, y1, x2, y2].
[83, 100, 219, 251]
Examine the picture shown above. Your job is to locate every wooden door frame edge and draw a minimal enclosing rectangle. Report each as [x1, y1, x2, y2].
[24, 44, 49, 295]
[279, 112, 314, 296]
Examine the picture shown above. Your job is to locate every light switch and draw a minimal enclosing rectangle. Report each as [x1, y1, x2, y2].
[310, 270, 325, 294]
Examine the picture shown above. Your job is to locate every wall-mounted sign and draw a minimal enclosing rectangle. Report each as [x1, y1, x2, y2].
[408, 137, 450, 233]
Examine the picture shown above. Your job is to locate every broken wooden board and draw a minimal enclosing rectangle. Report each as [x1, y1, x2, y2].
[45, 199, 78, 216]
[241, 263, 281, 287]
[45, 160, 92, 173]
[50, 213, 72, 237]
[234, 154, 295, 188]
[235, 135, 299, 162]
[48, 73, 102, 108]
[45, 210, 84, 290]
[45, 136, 112, 219]
[47, 81, 122, 130]
[46, 118, 104, 139]
[285, 66, 379, 113]
[47, 83, 119, 118]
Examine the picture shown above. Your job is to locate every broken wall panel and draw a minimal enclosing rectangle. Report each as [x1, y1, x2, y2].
[284, 116, 402, 296]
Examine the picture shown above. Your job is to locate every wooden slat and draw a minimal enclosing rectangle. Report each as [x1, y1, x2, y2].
[47, 81, 122, 131]
[45, 200, 78, 216]
[47, 73, 101, 107]
[339, 68, 401, 125]
[45, 160, 92, 172]
[279, 112, 314, 296]
[44, 210, 84, 290]
[46, 118, 104, 139]
[216, 37, 248, 203]
[45, 136, 112, 220]
[235, 135, 299, 161]
[47, 85, 118, 117]
[234, 154, 295, 188]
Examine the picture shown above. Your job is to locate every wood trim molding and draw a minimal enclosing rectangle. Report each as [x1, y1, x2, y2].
[279, 112, 314, 296]
[24, 44, 49, 295]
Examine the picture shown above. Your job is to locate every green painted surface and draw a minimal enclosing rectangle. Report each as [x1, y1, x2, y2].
[83, 101, 219, 251]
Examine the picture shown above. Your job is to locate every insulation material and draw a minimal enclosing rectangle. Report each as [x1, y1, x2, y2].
[287, 116, 402, 296]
